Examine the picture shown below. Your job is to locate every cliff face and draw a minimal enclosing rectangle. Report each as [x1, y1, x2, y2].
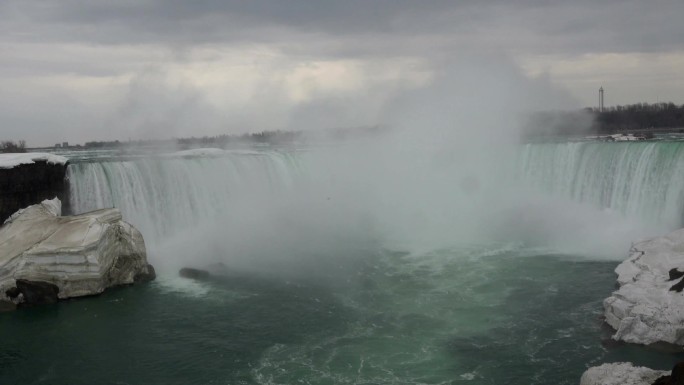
[0, 160, 69, 223]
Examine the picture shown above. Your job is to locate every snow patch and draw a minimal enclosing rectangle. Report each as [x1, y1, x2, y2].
[0, 152, 68, 169]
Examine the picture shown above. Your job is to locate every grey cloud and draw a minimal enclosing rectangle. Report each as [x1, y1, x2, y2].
[3, 0, 683, 57]
[0, 82, 109, 146]
[113, 70, 215, 140]
[2, 0, 683, 146]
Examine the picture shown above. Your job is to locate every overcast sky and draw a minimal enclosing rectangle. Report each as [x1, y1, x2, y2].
[1, 0, 683, 146]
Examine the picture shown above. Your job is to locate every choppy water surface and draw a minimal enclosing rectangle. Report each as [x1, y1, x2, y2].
[2, 246, 682, 384]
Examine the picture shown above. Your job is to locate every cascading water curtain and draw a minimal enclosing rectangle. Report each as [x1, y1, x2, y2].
[67, 152, 304, 243]
[518, 141, 684, 228]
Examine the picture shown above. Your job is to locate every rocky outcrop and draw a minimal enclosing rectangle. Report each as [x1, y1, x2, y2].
[0, 198, 155, 309]
[0, 153, 70, 223]
[10, 279, 60, 305]
[603, 228, 684, 345]
[653, 362, 684, 385]
[580, 362, 669, 385]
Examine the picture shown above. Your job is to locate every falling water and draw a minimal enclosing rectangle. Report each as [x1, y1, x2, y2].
[518, 141, 684, 228]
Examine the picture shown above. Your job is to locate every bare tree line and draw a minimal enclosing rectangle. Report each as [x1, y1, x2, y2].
[0, 140, 27, 153]
[591, 102, 684, 133]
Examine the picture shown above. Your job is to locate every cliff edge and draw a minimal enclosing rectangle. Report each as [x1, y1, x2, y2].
[0, 153, 70, 223]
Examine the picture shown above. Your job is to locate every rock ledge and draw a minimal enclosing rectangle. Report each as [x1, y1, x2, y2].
[0, 198, 155, 308]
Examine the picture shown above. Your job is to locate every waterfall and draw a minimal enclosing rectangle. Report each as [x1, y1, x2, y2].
[65, 142, 684, 260]
[67, 151, 303, 244]
[518, 141, 684, 228]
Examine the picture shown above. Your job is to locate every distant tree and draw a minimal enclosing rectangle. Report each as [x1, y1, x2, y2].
[175, 130, 304, 148]
[592, 102, 684, 132]
[84, 140, 124, 148]
[0, 140, 27, 153]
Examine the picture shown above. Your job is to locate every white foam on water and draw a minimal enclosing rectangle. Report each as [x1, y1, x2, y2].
[152, 274, 211, 298]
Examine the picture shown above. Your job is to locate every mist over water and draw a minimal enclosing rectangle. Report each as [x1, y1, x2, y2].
[61, 139, 684, 384]
[67, 59, 680, 273]
[8, 60, 684, 385]
[68, 139, 680, 275]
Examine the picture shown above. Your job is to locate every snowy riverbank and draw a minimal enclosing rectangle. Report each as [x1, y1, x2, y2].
[604, 228, 684, 346]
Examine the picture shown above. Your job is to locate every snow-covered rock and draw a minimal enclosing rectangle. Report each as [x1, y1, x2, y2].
[603, 228, 684, 345]
[580, 362, 668, 385]
[0, 198, 155, 307]
[0, 152, 68, 169]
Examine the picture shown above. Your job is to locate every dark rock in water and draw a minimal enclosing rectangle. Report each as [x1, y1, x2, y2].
[670, 277, 684, 292]
[669, 268, 684, 281]
[673, 362, 684, 385]
[652, 361, 684, 385]
[15, 279, 59, 305]
[0, 300, 16, 312]
[179, 268, 211, 281]
[599, 337, 623, 349]
[5, 286, 20, 299]
[134, 264, 157, 283]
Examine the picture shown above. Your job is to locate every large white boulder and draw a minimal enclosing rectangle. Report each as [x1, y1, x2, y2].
[603, 228, 684, 345]
[580, 362, 668, 385]
[0, 198, 155, 307]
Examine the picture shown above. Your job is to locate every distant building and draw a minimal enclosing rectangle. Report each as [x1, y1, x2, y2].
[599, 87, 605, 112]
[55, 143, 62, 148]
[62, 142, 69, 148]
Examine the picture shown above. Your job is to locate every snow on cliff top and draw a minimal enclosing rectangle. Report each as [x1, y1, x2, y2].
[0, 153, 68, 169]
